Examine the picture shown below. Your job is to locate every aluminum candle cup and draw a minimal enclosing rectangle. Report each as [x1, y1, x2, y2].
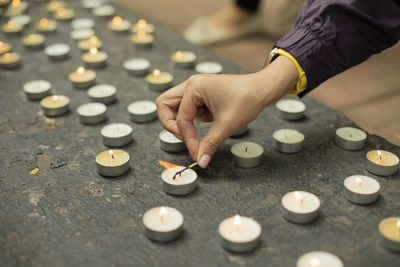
[335, 127, 367, 150]
[87, 84, 116, 104]
[127, 100, 157, 123]
[231, 142, 264, 168]
[276, 99, 306, 121]
[40, 95, 70, 116]
[272, 129, 304, 153]
[95, 149, 130, 177]
[92, 5, 115, 18]
[143, 206, 184, 242]
[159, 130, 186, 152]
[22, 34, 45, 49]
[343, 175, 380, 205]
[146, 69, 173, 91]
[170, 51, 197, 68]
[281, 191, 320, 224]
[161, 167, 197, 196]
[0, 52, 21, 69]
[195, 61, 223, 74]
[230, 125, 249, 138]
[218, 215, 262, 253]
[366, 150, 399, 176]
[81, 47, 107, 68]
[378, 217, 400, 252]
[101, 123, 133, 147]
[45, 43, 70, 60]
[68, 66, 96, 89]
[23, 80, 51, 100]
[297, 251, 344, 267]
[123, 58, 150, 76]
[77, 103, 107, 125]
[36, 18, 57, 33]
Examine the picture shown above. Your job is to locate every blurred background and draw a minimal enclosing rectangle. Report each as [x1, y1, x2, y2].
[117, 0, 400, 146]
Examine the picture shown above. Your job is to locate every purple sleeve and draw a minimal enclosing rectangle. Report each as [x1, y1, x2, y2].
[275, 0, 400, 96]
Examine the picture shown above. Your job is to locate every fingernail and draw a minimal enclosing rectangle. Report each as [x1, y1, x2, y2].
[199, 154, 211, 169]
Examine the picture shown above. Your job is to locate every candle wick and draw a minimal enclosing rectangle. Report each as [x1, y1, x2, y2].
[349, 134, 353, 138]
[111, 154, 114, 159]
[245, 147, 248, 152]
[379, 155, 382, 160]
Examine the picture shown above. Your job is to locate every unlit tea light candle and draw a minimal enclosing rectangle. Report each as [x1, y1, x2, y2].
[77, 102, 107, 125]
[218, 214, 262, 253]
[131, 19, 154, 34]
[159, 130, 186, 152]
[276, 99, 306, 121]
[40, 95, 69, 116]
[22, 34, 45, 49]
[146, 69, 173, 91]
[195, 61, 223, 74]
[69, 66, 96, 89]
[161, 167, 197, 196]
[366, 150, 399, 176]
[143, 206, 184, 242]
[88, 84, 116, 104]
[93, 5, 115, 18]
[70, 18, 94, 29]
[281, 191, 320, 224]
[123, 58, 150, 76]
[10, 15, 31, 27]
[36, 18, 57, 33]
[273, 128, 304, 153]
[335, 127, 367, 150]
[96, 149, 130, 177]
[23, 80, 51, 100]
[127, 100, 157, 123]
[297, 251, 344, 267]
[101, 123, 133, 147]
[0, 52, 21, 69]
[131, 31, 154, 48]
[78, 35, 102, 51]
[108, 16, 130, 32]
[231, 141, 264, 168]
[343, 175, 380, 205]
[70, 28, 95, 41]
[171, 51, 196, 68]
[45, 43, 70, 60]
[82, 47, 107, 68]
[379, 217, 400, 252]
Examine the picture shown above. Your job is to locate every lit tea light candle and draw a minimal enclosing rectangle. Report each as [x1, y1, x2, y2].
[78, 35, 102, 51]
[46, 0, 64, 12]
[77, 102, 107, 125]
[297, 251, 344, 267]
[218, 214, 262, 253]
[127, 100, 157, 123]
[161, 166, 197, 196]
[5, 0, 29, 17]
[23, 80, 51, 100]
[131, 19, 154, 34]
[36, 18, 57, 33]
[231, 141, 264, 168]
[70, 28, 95, 41]
[68, 66, 96, 89]
[44, 43, 70, 60]
[343, 175, 380, 205]
[145, 69, 173, 91]
[143, 206, 184, 242]
[159, 130, 186, 152]
[230, 125, 249, 138]
[53, 8, 75, 21]
[95, 149, 130, 177]
[107, 16, 130, 32]
[170, 51, 197, 68]
[81, 47, 107, 68]
[101, 123, 133, 147]
[71, 18, 95, 29]
[87, 84, 116, 104]
[131, 30, 154, 48]
[40, 95, 70, 116]
[0, 52, 21, 69]
[379, 217, 400, 252]
[22, 33, 45, 49]
[335, 127, 367, 150]
[276, 99, 306, 121]
[0, 0, 10, 8]
[0, 41, 12, 55]
[10, 15, 31, 27]
[123, 58, 150, 76]
[281, 191, 320, 224]
[92, 5, 115, 18]
[2, 21, 23, 35]
[366, 150, 399, 176]
[195, 61, 223, 74]
[273, 128, 305, 153]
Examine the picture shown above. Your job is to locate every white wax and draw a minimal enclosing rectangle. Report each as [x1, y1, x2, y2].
[70, 29, 95, 40]
[101, 123, 132, 138]
[127, 100, 156, 115]
[123, 58, 150, 71]
[281, 191, 320, 214]
[219, 216, 262, 243]
[159, 130, 183, 144]
[45, 43, 70, 57]
[143, 207, 183, 232]
[344, 175, 380, 195]
[162, 167, 197, 186]
[70, 18, 95, 29]
[88, 84, 116, 98]
[276, 99, 306, 113]
[23, 80, 51, 94]
[92, 5, 115, 17]
[273, 129, 304, 144]
[231, 142, 264, 159]
[10, 15, 31, 26]
[336, 127, 367, 142]
[77, 102, 106, 117]
[195, 62, 223, 74]
[297, 251, 343, 267]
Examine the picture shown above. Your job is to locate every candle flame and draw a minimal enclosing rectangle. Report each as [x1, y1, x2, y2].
[7, 21, 15, 27]
[11, 0, 20, 7]
[109, 150, 114, 159]
[40, 18, 49, 26]
[57, 8, 66, 16]
[377, 150, 382, 161]
[112, 16, 122, 25]
[355, 177, 362, 187]
[175, 51, 183, 59]
[28, 34, 36, 40]
[0, 41, 3, 47]
[397, 220, 400, 229]
[137, 19, 147, 29]
[310, 258, 320, 266]
[89, 47, 98, 55]
[52, 95, 59, 101]
[137, 30, 146, 39]
[233, 214, 241, 226]
[160, 206, 167, 222]
[294, 191, 303, 205]
[50, 1, 58, 9]
[89, 35, 98, 43]
[76, 66, 85, 74]
[4, 53, 10, 60]
[153, 69, 161, 76]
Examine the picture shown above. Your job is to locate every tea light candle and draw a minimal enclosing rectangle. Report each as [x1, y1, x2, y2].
[276, 99, 306, 121]
[195, 61, 223, 74]
[343, 175, 380, 205]
[379, 217, 400, 252]
[22, 34, 45, 49]
[53, 8, 75, 21]
[230, 125, 248, 138]
[146, 69, 173, 91]
[131, 31, 154, 48]
[231, 141, 264, 168]
[36, 18, 57, 33]
[87, 84, 116, 104]
[272, 129, 305, 153]
[297, 251, 344, 267]
[2, 21, 23, 35]
[77, 102, 107, 125]
[143, 206, 184, 242]
[281, 191, 320, 224]
[0, 41, 12, 55]
[10, 15, 31, 27]
[131, 19, 154, 34]
[171, 51, 197, 68]
[161, 166, 197, 196]
[70, 18, 95, 29]
[46, 1, 64, 12]
[23, 80, 51, 100]
[81, 0, 103, 9]
[44, 43, 70, 60]
[81, 47, 107, 68]
[5, 0, 29, 17]
[218, 214, 262, 253]
[335, 127, 367, 150]
[40, 95, 69, 116]
[108, 16, 130, 32]
[123, 58, 150, 76]
[0, 52, 21, 69]
[68, 66, 96, 89]
[101, 123, 133, 147]
[366, 150, 399, 176]
[96, 149, 130, 177]
[70, 28, 95, 40]
[0, 0, 10, 8]
[78, 35, 102, 51]
[159, 130, 186, 152]
[127, 100, 157, 123]
[92, 5, 115, 18]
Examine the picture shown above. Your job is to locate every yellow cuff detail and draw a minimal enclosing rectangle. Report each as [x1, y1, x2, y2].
[277, 48, 307, 95]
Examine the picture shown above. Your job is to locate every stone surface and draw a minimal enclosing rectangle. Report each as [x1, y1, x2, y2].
[0, 1, 399, 267]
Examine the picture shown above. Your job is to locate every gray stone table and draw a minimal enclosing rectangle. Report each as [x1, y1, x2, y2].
[0, 1, 399, 266]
